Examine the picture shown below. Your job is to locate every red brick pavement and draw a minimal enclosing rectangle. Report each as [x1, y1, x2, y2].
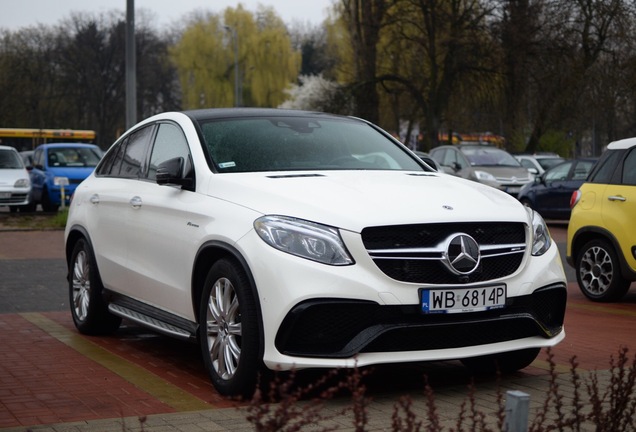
[1, 226, 635, 429]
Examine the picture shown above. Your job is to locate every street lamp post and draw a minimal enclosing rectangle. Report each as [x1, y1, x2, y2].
[224, 25, 240, 107]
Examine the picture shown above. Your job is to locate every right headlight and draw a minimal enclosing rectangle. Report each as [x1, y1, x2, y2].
[254, 215, 354, 266]
[528, 208, 552, 256]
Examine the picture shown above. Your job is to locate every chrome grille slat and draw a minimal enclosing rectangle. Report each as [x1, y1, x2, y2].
[361, 223, 527, 284]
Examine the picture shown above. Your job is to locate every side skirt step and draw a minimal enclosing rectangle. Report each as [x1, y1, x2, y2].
[108, 303, 196, 341]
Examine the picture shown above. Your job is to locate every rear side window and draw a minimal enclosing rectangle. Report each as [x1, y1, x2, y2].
[588, 150, 623, 184]
[97, 126, 154, 178]
[622, 149, 636, 186]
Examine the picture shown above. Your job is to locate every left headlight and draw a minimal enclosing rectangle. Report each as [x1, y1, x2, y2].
[14, 178, 30, 188]
[528, 208, 551, 256]
[473, 170, 497, 182]
[254, 215, 354, 265]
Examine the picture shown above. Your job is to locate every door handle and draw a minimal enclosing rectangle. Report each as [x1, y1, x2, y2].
[130, 196, 142, 208]
[608, 195, 626, 202]
[89, 194, 99, 204]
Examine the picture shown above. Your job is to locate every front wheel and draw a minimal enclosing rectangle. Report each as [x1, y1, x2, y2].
[461, 348, 541, 375]
[576, 239, 630, 302]
[199, 259, 260, 398]
[41, 187, 59, 212]
[69, 238, 121, 335]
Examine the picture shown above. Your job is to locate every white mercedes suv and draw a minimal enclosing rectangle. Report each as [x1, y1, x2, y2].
[64, 109, 567, 397]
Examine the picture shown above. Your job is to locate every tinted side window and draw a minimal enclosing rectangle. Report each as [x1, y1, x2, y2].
[33, 148, 44, 167]
[147, 123, 191, 181]
[589, 150, 623, 184]
[111, 126, 154, 178]
[622, 149, 636, 186]
[96, 142, 122, 176]
[545, 162, 571, 181]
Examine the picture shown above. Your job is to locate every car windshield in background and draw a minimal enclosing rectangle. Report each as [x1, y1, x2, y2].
[199, 116, 425, 173]
[48, 147, 102, 168]
[0, 149, 24, 169]
[462, 146, 521, 167]
[537, 158, 565, 171]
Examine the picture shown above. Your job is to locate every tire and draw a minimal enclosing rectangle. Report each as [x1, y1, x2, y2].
[69, 238, 121, 335]
[22, 201, 37, 212]
[575, 239, 630, 302]
[41, 188, 59, 212]
[199, 259, 260, 398]
[461, 348, 541, 375]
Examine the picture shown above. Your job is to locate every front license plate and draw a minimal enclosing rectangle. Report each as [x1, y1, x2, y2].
[506, 186, 521, 194]
[0, 192, 10, 199]
[421, 285, 506, 314]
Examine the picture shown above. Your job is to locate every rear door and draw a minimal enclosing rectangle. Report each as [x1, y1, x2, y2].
[85, 125, 155, 293]
[601, 148, 636, 272]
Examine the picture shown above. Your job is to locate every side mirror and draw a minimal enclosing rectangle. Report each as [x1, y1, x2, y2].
[156, 157, 193, 188]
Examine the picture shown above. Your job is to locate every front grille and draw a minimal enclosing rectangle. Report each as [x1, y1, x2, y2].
[275, 284, 566, 358]
[0, 193, 29, 204]
[362, 222, 526, 284]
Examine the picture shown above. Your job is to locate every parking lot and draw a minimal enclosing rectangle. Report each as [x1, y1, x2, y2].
[1, 223, 635, 431]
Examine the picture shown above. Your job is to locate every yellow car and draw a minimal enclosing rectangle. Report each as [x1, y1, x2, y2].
[567, 137, 636, 301]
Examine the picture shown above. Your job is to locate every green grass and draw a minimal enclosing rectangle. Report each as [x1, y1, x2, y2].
[1, 208, 68, 230]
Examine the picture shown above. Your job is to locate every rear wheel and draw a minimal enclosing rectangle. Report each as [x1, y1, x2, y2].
[576, 239, 630, 302]
[199, 259, 260, 398]
[69, 238, 121, 335]
[461, 348, 541, 375]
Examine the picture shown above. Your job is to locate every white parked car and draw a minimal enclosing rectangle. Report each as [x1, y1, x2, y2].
[64, 109, 567, 397]
[515, 154, 565, 177]
[0, 145, 31, 212]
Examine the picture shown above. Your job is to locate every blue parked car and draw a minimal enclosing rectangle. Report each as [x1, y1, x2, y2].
[27, 143, 102, 212]
[517, 158, 597, 220]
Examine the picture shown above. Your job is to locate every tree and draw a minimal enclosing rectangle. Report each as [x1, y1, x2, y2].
[0, 26, 62, 135]
[170, 5, 301, 109]
[338, 0, 392, 124]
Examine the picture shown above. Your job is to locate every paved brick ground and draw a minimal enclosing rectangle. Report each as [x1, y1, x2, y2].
[0, 227, 635, 431]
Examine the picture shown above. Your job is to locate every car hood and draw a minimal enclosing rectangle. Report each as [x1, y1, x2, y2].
[473, 166, 531, 180]
[45, 166, 96, 180]
[206, 171, 529, 232]
[0, 168, 30, 185]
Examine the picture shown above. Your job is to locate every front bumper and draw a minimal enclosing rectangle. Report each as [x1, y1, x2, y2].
[276, 284, 565, 358]
[237, 222, 567, 371]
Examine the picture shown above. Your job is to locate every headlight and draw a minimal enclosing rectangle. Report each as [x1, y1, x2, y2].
[474, 170, 497, 182]
[528, 208, 551, 256]
[14, 178, 30, 188]
[53, 176, 70, 186]
[254, 215, 354, 265]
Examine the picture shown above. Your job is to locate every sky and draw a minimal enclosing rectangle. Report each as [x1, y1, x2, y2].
[0, 0, 334, 31]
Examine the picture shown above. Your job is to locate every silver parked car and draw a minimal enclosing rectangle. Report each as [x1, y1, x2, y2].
[430, 144, 533, 196]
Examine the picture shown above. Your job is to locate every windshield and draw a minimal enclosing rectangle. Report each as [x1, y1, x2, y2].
[461, 146, 521, 167]
[537, 157, 564, 170]
[198, 116, 425, 173]
[0, 149, 24, 169]
[48, 147, 102, 168]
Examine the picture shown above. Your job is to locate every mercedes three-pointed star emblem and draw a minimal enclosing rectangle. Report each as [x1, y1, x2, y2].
[442, 233, 481, 275]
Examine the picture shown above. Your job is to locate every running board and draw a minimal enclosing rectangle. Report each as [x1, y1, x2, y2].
[108, 303, 195, 341]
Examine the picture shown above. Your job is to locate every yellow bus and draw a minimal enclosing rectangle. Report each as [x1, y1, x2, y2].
[0, 128, 96, 151]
